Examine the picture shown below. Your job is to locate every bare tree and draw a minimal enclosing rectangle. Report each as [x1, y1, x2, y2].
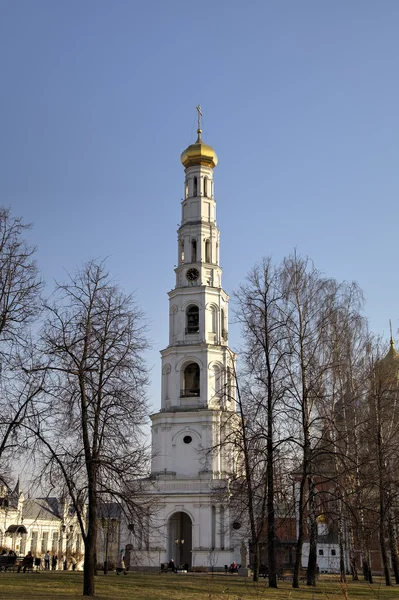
[0, 208, 43, 484]
[279, 254, 340, 588]
[366, 335, 399, 586]
[33, 261, 150, 597]
[234, 258, 288, 586]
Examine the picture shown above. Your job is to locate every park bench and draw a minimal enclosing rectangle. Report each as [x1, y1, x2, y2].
[299, 567, 308, 581]
[0, 555, 17, 571]
[160, 562, 176, 573]
[277, 567, 294, 581]
[17, 556, 35, 572]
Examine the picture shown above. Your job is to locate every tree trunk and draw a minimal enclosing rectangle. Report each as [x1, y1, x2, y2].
[293, 475, 306, 588]
[347, 521, 358, 580]
[387, 506, 399, 584]
[379, 516, 391, 586]
[267, 365, 277, 588]
[306, 477, 317, 587]
[83, 482, 97, 596]
[378, 483, 391, 586]
[338, 511, 346, 583]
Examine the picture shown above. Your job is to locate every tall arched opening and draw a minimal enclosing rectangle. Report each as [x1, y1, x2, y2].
[168, 512, 192, 567]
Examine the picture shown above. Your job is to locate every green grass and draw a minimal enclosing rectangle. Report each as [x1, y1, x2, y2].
[0, 571, 398, 600]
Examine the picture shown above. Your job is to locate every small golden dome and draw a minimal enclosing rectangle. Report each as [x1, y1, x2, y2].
[181, 130, 218, 169]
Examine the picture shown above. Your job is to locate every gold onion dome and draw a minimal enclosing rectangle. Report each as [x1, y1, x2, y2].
[181, 130, 218, 169]
[379, 337, 399, 368]
[376, 322, 399, 380]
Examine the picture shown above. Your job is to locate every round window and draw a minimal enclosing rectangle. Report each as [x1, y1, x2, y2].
[183, 435, 192, 444]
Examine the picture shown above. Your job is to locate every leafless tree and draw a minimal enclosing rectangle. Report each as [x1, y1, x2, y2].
[366, 335, 399, 586]
[32, 260, 150, 597]
[0, 208, 43, 484]
[233, 258, 288, 586]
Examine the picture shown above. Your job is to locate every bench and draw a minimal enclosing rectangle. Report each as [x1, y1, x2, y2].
[299, 568, 308, 581]
[160, 562, 176, 573]
[17, 556, 35, 572]
[277, 568, 294, 581]
[0, 555, 17, 571]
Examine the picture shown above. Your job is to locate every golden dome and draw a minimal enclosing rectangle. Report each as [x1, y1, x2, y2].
[181, 130, 218, 169]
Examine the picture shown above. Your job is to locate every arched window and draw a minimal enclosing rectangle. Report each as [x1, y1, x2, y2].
[186, 305, 199, 333]
[211, 306, 217, 333]
[193, 177, 198, 196]
[191, 239, 197, 262]
[180, 240, 185, 264]
[204, 177, 208, 197]
[227, 366, 233, 400]
[212, 364, 221, 396]
[205, 239, 211, 263]
[183, 363, 200, 396]
[221, 308, 226, 339]
[185, 181, 188, 199]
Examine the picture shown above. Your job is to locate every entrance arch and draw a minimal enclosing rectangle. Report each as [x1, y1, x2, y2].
[168, 512, 192, 567]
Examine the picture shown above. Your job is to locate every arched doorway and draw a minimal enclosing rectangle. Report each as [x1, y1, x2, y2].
[168, 512, 192, 567]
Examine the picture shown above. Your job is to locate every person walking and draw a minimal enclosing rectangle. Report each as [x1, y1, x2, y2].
[116, 550, 127, 575]
[51, 555, 57, 570]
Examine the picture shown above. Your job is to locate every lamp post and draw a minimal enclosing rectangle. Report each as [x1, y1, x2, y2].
[174, 538, 184, 567]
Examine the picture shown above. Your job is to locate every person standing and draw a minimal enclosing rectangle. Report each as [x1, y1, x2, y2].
[70, 556, 77, 571]
[51, 555, 57, 570]
[44, 551, 50, 570]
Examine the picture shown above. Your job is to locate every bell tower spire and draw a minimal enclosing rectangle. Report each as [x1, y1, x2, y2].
[132, 110, 243, 572]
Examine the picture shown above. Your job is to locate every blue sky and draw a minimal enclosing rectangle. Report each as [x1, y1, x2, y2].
[1, 0, 399, 414]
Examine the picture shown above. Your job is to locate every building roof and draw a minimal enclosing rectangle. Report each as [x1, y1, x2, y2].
[98, 502, 122, 520]
[22, 498, 61, 522]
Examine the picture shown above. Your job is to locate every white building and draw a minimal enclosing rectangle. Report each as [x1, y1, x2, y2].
[128, 112, 245, 570]
[0, 482, 84, 567]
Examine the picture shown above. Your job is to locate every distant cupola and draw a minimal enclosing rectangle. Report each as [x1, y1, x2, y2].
[180, 105, 218, 169]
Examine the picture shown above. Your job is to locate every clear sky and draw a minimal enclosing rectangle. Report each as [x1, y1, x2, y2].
[1, 0, 398, 415]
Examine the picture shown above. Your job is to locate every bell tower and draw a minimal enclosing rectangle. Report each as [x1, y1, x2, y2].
[132, 109, 243, 570]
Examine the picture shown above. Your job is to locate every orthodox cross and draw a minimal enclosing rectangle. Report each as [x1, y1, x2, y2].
[196, 105, 203, 139]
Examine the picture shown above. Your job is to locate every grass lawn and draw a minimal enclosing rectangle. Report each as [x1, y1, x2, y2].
[0, 571, 398, 600]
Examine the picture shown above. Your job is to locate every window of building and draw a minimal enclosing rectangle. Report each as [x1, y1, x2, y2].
[318, 549, 324, 556]
[183, 435, 192, 444]
[52, 531, 59, 553]
[205, 239, 210, 263]
[193, 177, 198, 196]
[191, 239, 197, 262]
[30, 531, 38, 554]
[331, 549, 336, 556]
[181, 241, 185, 264]
[41, 531, 49, 554]
[186, 305, 199, 333]
[221, 308, 227, 340]
[204, 177, 208, 197]
[185, 181, 188, 199]
[183, 363, 200, 396]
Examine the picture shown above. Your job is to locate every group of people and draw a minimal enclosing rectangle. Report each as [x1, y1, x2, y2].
[17, 550, 78, 572]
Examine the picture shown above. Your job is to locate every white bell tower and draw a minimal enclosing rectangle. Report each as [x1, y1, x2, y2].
[132, 109, 242, 570]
